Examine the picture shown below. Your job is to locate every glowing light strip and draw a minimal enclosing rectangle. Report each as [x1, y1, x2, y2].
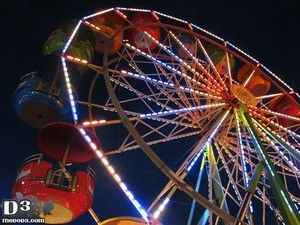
[260, 64, 300, 99]
[187, 110, 230, 172]
[255, 92, 291, 100]
[151, 11, 160, 21]
[139, 103, 226, 118]
[249, 110, 300, 139]
[84, 21, 100, 31]
[82, 119, 106, 126]
[115, 9, 127, 19]
[153, 11, 188, 24]
[78, 128, 149, 222]
[146, 30, 224, 91]
[83, 8, 114, 20]
[251, 117, 300, 156]
[242, 115, 275, 177]
[153, 197, 170, 219]
[255, 124, 300, 176]
[234, 110, 250, 187]
[66, 55, 88, 64]
[61, 58, 79, 123]
[152, 110, 229, 220]
[62, 20, 82, 53]
[280, 190, 294, 213]
[167, 31, 225, 91]
[227, 42, 259, 64]
[116, 7, 151, 13]
[190, 23, 224, 41]
[125, 43, 222, 96]
[250, 106, 300, 122]
[110, 77, 172, 109]
[115, 7, 300, 101]
[61, 10, 151, 221]
[120, 70, 223, 100]
[196, 38, 226, 89]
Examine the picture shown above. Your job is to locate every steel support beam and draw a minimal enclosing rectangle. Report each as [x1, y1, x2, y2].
[252, 119, 300, 162]
[103, 52, 241, 224]
[187, 151, 207, 225]
[234, 161, 264, 225]
[240, 107, 300, 225]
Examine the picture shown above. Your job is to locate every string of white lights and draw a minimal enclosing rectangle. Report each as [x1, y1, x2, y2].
[120, 70, 223, 100]
[61, 17, 150, 222]
[125, 43, 222, 96]
[152, 110, 230, 219]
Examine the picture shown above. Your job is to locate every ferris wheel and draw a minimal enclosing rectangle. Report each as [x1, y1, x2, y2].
[12, 7, 300, 225]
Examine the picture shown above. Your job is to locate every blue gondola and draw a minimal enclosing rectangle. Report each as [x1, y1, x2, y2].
[12, 55, 79, 128]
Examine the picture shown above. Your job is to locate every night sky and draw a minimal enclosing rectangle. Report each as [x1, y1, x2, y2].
[1, 1, 300, 225]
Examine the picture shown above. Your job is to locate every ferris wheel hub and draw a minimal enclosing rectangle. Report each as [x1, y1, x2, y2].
[232, 84, 259, 106]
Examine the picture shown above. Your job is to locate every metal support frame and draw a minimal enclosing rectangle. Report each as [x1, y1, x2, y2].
[187, 151, 207, 225]
[253, 119, 300, 162]
[103, 52, 241, 224]
[198, 209, 210, 225]
[240, 107, 300, 225]
[88, 208, 101, 224]
[234, 161, 264, 225]
[208, 143, 229, 212]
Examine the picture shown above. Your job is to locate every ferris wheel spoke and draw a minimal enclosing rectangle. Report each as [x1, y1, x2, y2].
[255, 91, 295, 100]
[106, 130, 201, 155]
[207, 143, 232, 215]
[255, 125, 300, 177]
[239, 108, 300, 225]
[120, 68, 219, 121]
[196, 38, 229, 92]
[168, 31, 227, 93]
[217, 139, 260, 172]
[148, 110, 230, 215]
[249, 106, 300, 124]
[215, 142, 249, 198]
[116, 69, 223, 100]
[224, 50, 233, 90]
[250, 110, 300, 140]
[108, 74, 228, 126]
[146, 29, 225, 95]
[252, 118, 300, 163]
[79, 101, 203, 130]
[220, 135, 298, 178]
[122, 119, 184, 148]
[124, 43, 223, 97]
[110, 52, 222, 122]
[108, 76, 198, 121]
[235, 108, 255, 188]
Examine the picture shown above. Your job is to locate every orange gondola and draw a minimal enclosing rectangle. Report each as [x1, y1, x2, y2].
[90, 11, 124, 54]
[237, 64, 271, 97]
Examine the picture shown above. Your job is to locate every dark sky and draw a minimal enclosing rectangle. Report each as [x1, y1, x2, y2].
[1, 1, 300, 225]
